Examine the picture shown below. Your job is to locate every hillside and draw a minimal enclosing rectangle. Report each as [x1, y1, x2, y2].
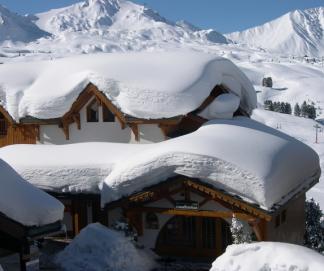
[227, 7, 324, 57]
[0, 5, 49, 43]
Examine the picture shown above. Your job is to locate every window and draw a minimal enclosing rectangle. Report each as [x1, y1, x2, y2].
[0, 112, 7, 136]
[87, 99, 99, 122]
[102, 104, 115, 122]
[281, 210, 287, 224]
[275, 215, 280, 228]
[145, 212, 159, 229]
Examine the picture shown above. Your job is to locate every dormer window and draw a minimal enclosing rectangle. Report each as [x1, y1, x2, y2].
[102, 104, 115, 122]
[0, 112, 7, 136]
[87, 99, 99, 122]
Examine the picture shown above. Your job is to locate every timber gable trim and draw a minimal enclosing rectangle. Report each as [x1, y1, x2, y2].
[104, 176, 273, 222]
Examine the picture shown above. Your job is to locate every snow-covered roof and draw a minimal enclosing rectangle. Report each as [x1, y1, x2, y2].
[0, 143, 147, 194]
[0, 159, 64, 226]
[101, 117, 320, 209]
[0, 50, 256, 121]
[0, 117, 319, 210]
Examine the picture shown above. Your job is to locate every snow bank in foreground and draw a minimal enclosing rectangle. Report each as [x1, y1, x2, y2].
[0, 50, 256, 120]
[102, 117, 320, 209]
[56, 223, 155, 271]
[210, 242, 324, 271]
[0, 159, 64, 226]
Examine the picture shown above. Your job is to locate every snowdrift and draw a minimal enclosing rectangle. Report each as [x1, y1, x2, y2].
[0, 159, 64, 226]
[55, 223, 155, 271]
[0, 50, 256, 121]
[210, 242, 324, 271]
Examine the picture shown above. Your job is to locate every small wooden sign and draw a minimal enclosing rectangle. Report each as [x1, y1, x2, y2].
[175, 200, 199, 210]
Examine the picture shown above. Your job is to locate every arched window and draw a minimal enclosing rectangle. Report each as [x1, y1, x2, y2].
[86, 99, 99, 122]
[0, 112, 7, 136]
[145, 212, 159, 229]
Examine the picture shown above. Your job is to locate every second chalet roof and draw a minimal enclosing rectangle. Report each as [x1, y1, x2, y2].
[0, 159, 64, 226]
[0, 50, 256, 121]
[0, 117, 320, 211]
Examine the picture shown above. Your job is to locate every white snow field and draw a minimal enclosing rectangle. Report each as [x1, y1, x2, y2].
[210, 242, 324, 271]
[227, 7, 324, 57]
[0, 50, 256, 121]
[0, 159, 64, 226]
[55, 223, 155, 271]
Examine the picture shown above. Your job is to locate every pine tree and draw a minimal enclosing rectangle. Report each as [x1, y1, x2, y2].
[230, 215, 252, 244]
[301, 101, 308, 117]
[294, 103, 301, 116]
[285, 103, 292, 114]
[304, 199, 324, 253]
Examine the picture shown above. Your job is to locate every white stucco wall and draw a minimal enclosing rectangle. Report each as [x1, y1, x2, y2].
[38, 99, 165, 144]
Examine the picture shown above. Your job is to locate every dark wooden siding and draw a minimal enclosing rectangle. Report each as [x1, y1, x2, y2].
[0, 123, 37, 148]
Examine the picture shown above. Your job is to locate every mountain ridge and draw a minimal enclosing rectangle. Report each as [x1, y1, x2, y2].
[226, 6, 324, 57]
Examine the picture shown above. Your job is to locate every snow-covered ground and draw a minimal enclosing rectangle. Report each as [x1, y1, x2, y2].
[210, 242, 324, 271]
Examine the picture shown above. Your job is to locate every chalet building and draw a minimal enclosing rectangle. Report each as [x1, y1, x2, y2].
[0, 51, 256, 147]
[0, 51, 320, 260]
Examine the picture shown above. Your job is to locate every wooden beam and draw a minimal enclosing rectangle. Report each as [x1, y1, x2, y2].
[0, 105, 15, 124]
[248, 219, 267, 241]
[61, 122, 70, 140]
[183, 180, 272, 221]
[130, 124, 139, 142]
[127, 206, 254, 221]
[72, 113, 81, 130]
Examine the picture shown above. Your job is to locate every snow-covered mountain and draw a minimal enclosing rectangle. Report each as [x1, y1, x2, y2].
[0, 5, 49, 43]
[27, 0, 227, 53]
[227, 7, 324, 57]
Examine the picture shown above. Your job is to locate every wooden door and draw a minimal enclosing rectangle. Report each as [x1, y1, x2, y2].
[156, 216, 232, 259]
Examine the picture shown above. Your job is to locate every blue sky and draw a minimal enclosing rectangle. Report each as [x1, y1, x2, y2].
[0, 0, 323, 33]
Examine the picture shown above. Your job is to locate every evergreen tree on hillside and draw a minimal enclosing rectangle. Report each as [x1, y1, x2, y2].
[294, 103, 301, 116]
[301, 101, 308, 117]
[304, 199, 324, 253]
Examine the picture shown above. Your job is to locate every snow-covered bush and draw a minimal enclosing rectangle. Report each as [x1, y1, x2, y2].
[55, 223, 155, 271]
[112, 218, 138, 243]
[230, 215, 252, 244]
[304, 198, 324, 253]
[210, 242, 324, 271]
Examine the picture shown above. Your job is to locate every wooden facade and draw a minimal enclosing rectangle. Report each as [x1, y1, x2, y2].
[105, 176, 273, 259]
[0, 109, 38, 148]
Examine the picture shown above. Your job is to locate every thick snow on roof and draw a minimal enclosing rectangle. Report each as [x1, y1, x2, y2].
[0, 143, 147, 194]
[0, 50, 256, 121]
[210, 242, 324, 271]
[102, 117, 320, 209]
[0, 117, 319, 210]
[0, 159, 64, 227]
